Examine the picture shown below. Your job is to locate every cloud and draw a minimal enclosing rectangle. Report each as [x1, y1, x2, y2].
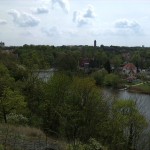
[32, 6, 49, 14]
[0, 19, 7, 25]
[41, 26, 61, 37]
[73, 5, 96, 27]
[51, 0, 70, 13]
[8, 9, 40, 27]
[83, 5, 96, 18]
[19, 31, 33, 37]
[114, 19, 141, 33]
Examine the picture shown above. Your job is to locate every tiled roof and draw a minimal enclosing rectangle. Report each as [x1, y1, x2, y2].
[123, 63, 136, 70]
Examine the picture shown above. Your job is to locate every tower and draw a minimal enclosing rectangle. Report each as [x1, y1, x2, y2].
[94, 40, 96, 48]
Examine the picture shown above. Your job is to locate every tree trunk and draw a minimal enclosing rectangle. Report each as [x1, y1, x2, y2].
[3, 107, 7, 123]
[128, 123, 134, 150]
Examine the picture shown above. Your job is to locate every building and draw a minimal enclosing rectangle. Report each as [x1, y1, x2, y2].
[94, 40, 96, 48]
[34, 68, 56, 82]
[122, 63, 137, 76]
[0, 41, 5, 47]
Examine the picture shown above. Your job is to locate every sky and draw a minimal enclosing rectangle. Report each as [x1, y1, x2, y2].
[0, 0, 150, 47]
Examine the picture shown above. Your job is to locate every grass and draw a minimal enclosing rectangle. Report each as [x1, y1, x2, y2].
[0, 124, 66, 150]
[0, 124, 45, 139]
[129, 83, 150, 94]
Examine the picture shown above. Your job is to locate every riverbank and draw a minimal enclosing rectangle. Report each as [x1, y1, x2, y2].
[128, 83, 150, 95]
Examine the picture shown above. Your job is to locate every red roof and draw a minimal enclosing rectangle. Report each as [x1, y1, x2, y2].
[123, 63, 136, 70]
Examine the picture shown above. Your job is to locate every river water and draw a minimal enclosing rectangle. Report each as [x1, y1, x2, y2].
[103, 89, 150, 149]
[103, 89, 150, 119]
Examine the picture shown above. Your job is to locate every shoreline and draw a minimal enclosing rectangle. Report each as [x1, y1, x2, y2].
[128, 88, 150, 95]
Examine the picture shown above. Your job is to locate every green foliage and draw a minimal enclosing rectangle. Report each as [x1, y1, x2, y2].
[42, 73, 71, 135]
[60, 77, 109, 142]
[7, 113, 28, 125]
[104, 73, 121, 88]
[112, 55, 123, 69]
[92, 69, 108, 86]
[104, 60, 111, 73]
[0, 145, 4, 150]
[68, 138, 107, 150]
[0, 45, 149, 150]
[108, 99, 148, 150]
[54, 53, 78, 71]
[95, 51, 108, 68]
[0, 63, 15, 95]
[0, 87, 26, 123]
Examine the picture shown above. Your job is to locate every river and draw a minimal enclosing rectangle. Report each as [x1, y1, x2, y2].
[103, 89, 150, 119]
[103, 89, 150, 149]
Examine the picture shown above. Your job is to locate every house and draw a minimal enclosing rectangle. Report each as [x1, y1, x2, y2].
[0, 41, 5, 48]
[78, 58, 99, 73]
[79, 58, 90, 68]
[122, 63, 137, 76]
[79, 58, 90, 73]
[34, 68, 56, 82]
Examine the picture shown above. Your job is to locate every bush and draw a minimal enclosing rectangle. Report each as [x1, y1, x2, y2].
[7, 113, 28, 125]
[104, 73, 121, 88]
[92, 69, 108, 86]
[0, 145, 4, 150]
[67, 138, 107, 150]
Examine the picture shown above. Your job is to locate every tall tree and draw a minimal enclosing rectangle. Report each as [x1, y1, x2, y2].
[104, 60, 111, 73]
[62, 77, 109, 143]
[108, 99, 148, 150]
[0, 87, 26, 123]
[42, 73, 71, 136]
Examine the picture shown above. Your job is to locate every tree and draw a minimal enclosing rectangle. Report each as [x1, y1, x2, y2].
[131, 52, 142, 70]
[95, 51, 108, 68]
[92, 69, 108, 86]
[42, 73, 71, 136]
[104, 60, 111, 73]
[54, 53, 78, 71]
[0, 63, 15, 96]
[108, 99, 148, 150]
[104, 73, 121, 88]
[62, 77, 109, 144]
[22, 70, 46, 126]
[112, 55, 123, 69]
[0, 87, 26, 123]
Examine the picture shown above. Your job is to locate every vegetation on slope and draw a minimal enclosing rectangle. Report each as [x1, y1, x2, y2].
[0, 45, 149, 150]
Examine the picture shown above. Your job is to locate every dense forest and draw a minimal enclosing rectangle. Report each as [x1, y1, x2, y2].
[0, 45, 150, 150]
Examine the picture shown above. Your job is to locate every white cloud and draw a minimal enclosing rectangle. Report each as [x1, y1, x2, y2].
[41, 26, 62, 37]
[8, 9, 40, 27]
[73, 5, 96, 27]
[114, 19, 141, 33]
[51, 0, 70, 13]
[83, 5, 96, 18]
[0, 19, 7, 25]
[32, 6, 49, 14]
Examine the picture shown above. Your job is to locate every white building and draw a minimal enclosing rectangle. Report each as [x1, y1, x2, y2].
[34, 68, 56, 82]
[0, 41, 5, 47]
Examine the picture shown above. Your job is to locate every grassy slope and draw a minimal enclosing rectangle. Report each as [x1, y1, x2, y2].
[0, 124, 66, 150]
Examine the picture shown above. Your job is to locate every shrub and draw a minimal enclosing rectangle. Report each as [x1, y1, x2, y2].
[0, 145, 4, 150]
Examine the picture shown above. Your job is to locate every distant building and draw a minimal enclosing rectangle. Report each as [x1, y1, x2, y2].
[34, 68, 57, 82]
[122, 63, 137, 76]
[0, 41, 5, 47]
[94, 40, 96, 48]
[79, 58, 99, 73]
